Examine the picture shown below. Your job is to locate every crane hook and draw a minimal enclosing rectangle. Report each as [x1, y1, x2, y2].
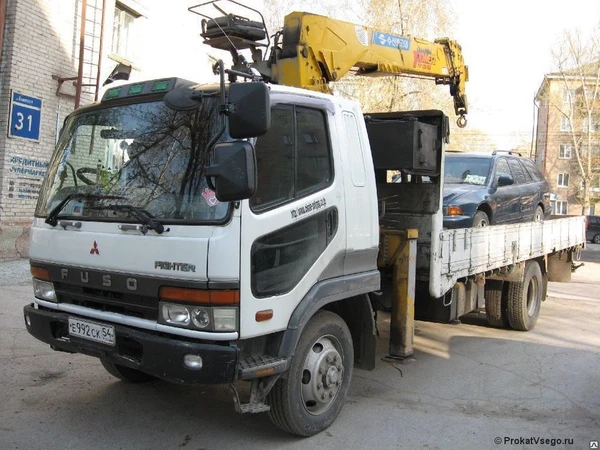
[457, 115, 467, 128]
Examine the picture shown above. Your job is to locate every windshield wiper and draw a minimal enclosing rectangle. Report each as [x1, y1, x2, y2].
[45, 193, 125, 227]
[91, 204, 166, 234]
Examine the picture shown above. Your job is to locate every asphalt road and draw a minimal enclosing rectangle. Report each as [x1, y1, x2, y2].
[1, 250, 599, 450]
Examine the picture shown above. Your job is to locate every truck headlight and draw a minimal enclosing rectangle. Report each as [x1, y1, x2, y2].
[33, 279, 56, 302]
[159, 302, 237, 332]
[191, 308, 211, 329]
[161, 303, 190, 326]
[213, 308, 237, 331]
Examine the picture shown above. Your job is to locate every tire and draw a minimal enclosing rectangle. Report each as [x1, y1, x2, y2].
[267, 311, 353, 436]
[484, 280, 509, 328]
[472, 211, 490, 227]
[506, 261, 543, 331]
[100, 358, 156, 383]
[533, 205, 544, 222]
[593, 234, 600, 244]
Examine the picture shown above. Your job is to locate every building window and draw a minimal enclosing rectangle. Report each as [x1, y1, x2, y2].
[560, 116, 570, 132]
[555, 201, 568, 215]
[112, 3, 139, 62]
[583, 116, 599, 133]
[557, 173, 570, 187]
[563, 89, 576, 103]
[559, 144, 572, 159]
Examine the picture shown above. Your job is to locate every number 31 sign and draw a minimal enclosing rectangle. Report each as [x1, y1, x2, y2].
[8, 91, 43, 142]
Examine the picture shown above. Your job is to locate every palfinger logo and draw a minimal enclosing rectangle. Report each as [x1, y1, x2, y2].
[90, 240, 100, 255]
[590, 440, 599, 449]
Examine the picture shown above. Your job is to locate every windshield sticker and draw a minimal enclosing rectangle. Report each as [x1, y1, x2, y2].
[291, 198, 327, 220]
[464, 174, 486, 185]
[202, 188, 219, 206]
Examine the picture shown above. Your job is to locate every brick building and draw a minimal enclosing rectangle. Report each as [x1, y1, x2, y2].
[535, 72, 600, 216]
[0, 0, 220, 259]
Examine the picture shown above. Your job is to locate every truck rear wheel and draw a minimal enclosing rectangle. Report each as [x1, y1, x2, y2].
[484, 280, 509, 328]
[506, 261, 543, 331]
[100, 358, 156, 383]
[267, 310, 353, 436]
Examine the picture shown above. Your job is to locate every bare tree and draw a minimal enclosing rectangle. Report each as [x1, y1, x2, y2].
[546, 24, 600, 215]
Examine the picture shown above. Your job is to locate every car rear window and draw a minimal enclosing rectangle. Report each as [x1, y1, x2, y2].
[521, 158, 544, 182]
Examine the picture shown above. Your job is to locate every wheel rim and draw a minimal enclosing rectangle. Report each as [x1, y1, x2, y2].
[526, 277, 539, 317]
[594, 235, 600, 244]
[477, 218, 488, 227]
[535, 208, 543, 222]
[300, 334, 344, 416]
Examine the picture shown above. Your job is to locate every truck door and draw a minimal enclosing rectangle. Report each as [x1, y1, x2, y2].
[238, 102, 346, 339]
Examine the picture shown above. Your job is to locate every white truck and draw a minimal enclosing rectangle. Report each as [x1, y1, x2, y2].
[24, 4, 585, 437]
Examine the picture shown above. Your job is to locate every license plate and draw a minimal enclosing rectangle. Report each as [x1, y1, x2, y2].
[68, 317, 115, 346]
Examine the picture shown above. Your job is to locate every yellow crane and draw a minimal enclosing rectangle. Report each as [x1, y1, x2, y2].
[194, 2, 469, 126]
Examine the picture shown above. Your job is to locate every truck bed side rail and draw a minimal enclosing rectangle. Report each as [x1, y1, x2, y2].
[430, 217, 586, 298]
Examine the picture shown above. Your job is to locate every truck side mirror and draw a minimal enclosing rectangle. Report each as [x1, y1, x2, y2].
[205, 141, 256, 201]
[228, 82, 270, 139]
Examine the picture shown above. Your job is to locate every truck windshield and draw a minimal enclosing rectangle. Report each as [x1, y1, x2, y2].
[36, 99, 230, 224]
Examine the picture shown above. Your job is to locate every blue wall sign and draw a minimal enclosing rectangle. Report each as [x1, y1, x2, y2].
[372, 31, 411, 51]
[8, 91, 43, 142]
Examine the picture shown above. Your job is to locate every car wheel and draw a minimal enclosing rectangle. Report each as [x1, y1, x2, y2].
[593, 234, 600, 244]
[472, 211, 490, 227]
[533, 206, 544, 222]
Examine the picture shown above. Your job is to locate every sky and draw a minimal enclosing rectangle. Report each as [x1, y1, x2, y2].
[450, 0, 600, 149]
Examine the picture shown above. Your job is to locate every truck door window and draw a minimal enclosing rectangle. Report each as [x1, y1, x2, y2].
[250, 106, 295, 209]
[296, 108, 332, 193]
[251, 105, 332, 212]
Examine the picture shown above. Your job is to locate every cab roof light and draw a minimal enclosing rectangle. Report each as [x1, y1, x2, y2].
[105, 87, 122, 99]
[152, 79, 171, 92]
[159, 286, 239, 305]
[30, 266, 50, 281]
[127, 83, 145, 95]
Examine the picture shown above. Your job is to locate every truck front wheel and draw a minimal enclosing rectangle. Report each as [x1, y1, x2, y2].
[506, 261, 543, 331]
[100, 358, 156, 383]
[268, 310, 353, 436]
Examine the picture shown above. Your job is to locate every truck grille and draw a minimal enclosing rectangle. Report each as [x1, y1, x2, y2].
[55, 282, 159, 320]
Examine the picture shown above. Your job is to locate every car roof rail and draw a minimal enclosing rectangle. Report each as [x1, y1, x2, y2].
[492, 150, 522, 156]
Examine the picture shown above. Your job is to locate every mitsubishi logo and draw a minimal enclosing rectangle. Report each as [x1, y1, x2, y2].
[90, 241, 100, 255]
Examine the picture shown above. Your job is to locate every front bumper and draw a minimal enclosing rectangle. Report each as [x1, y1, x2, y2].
[24, 303, 238, 384]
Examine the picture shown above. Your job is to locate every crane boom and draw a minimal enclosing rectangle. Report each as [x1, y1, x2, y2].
[270, 12, 468, 124]
[195, 4, 469, 126]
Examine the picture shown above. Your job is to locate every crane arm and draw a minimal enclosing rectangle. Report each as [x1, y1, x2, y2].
[197, 5, 469, 125]
[270, 12, 468, 125]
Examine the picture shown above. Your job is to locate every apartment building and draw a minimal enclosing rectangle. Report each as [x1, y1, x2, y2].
[0, 0, 221, 258]
[535, 71, 600, 216]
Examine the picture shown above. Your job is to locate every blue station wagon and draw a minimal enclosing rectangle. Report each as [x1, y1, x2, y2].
[443, 151, 552, 228]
